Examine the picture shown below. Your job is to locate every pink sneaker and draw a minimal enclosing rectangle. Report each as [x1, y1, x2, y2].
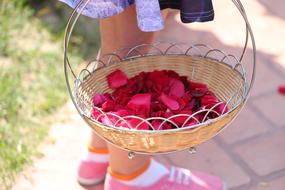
[104, 160, 227, 190]
[77, 160, 109, 185]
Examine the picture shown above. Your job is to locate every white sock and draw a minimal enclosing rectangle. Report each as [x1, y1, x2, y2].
[82, 148, 109, 163]
[110, 159, 169, 187]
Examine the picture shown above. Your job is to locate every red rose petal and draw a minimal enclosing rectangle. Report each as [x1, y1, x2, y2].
[117, 116, 149, 130]
[184, 118, 199, 127]
[115, 109, 130, 117]
[200, 94, 219, 105]
[180, 76, 190, 89]
[182, 92, 193, 103]
[189, 81, 208, 89]
[169, 78, 185, 98]
[194, 114, 204, 122]
[164, 110, 174, 118]
[278, 85, 285, 95]
[148, 71, 171, 93]
[159, 93, 180, 111]
[184, 98, 195, 110]
[151, 101, 167, 112]
[91, 109, 103, 121]
[151, 110, 165, 117]
[126, 75, 145, 94]
[129, 117, 149, 130]
[189, 82, 209, 96]
[112, 88, 132, 106]
[170, 110, 193, 126]
[151, 120, 172, 130]
[214, 102, 229, 115]
[107, 70, 128, 89]
[166, 70, 180, 79]
[102, 110, 131, 126]
[102, 100, 116, 112]
[127, 93, 151, 117]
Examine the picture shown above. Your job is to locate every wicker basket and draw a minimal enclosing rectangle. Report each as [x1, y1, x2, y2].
[64, 0, 256, 154]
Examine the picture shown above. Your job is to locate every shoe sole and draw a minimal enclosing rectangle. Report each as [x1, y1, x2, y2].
[77, 175, 105, 186]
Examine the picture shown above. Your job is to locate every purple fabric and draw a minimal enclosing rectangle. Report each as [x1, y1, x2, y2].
[59, 0, 214, 32]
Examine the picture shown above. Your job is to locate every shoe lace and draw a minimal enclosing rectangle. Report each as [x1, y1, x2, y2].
[168, 166, 190, 185]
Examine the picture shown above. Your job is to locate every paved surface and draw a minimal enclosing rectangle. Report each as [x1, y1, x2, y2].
[12, 0, 285, 190]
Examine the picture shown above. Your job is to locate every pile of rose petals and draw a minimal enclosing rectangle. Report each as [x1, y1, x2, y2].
[91, 69, 228, 130]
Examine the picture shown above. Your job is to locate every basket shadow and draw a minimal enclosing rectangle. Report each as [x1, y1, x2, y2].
[77, 9, 285, 190]
[153, 10, 285, 190]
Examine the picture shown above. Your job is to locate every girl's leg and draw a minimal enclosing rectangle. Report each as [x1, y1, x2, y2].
[78, 6, 156, 185]
[90, 4, 161, 150]
[89, 4, 157, 174]
[90, 132, 108, 149]
[107, 145, 150, 175]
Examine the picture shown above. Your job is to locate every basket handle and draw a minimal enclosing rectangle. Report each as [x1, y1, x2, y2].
[63, 0, 256, 106]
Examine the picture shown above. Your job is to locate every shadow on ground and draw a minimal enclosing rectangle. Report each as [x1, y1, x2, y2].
[77, 12, 285, 190]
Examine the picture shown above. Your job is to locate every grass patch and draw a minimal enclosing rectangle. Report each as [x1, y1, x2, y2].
[0, 0, 84, 189]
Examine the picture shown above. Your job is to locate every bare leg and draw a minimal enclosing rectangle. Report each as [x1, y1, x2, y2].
[100, 5, 153, 174]
[89, 5, 155, 150]
[90, 5, 169, 174]
[107, 145, 150, 175]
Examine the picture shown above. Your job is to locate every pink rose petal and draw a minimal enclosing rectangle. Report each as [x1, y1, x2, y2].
[101, 116, 114, 126]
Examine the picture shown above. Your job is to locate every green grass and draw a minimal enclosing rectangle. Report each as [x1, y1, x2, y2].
[0, 0, 84, 189]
